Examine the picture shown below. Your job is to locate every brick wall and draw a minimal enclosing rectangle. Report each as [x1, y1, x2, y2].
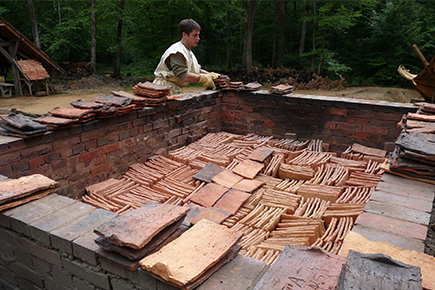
[221, 91, 416, 152]
[0, 90, 416, 199]
[0, 91, 221, 199]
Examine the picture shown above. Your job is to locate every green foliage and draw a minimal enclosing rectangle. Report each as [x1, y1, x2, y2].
[1, 0, 435, 87]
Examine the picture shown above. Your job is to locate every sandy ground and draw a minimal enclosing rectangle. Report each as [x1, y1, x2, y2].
[0, 86, 422, 116]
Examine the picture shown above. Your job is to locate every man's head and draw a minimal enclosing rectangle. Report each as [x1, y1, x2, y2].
[179, 19, 201, 49]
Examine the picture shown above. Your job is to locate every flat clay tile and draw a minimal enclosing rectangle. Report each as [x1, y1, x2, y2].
[193, 162, 225, 183]
[232, 160, 264, 179]
[189, 183, 229, 208]
[212, 169, 244, 188]
[247, 147, 274, 163]
[213, 189, 251, 215]
[0, 174, 57, 205]
[232, 178, 264, 193]
[139, 219, 242, 288]
[49, 107, 94, 119]
[190, 207, 231, 225]
[94, 203, 189, 249]
[253, 245, 347, 290]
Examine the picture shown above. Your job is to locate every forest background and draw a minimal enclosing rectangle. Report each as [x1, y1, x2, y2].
[1, 0, 435, 88]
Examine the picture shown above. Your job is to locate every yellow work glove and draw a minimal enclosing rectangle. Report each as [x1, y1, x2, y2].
[209, 72, 220, 79]
[199, 74, 216, 90]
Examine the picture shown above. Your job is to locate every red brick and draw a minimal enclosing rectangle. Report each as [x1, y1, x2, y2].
[226, 116, 235, 122]
[337, 123, 361, 131]
[374, 112, 402, 121]
[29, 156, 44, 168]
[324, 121, 337, 129]
[235, 111, 248, 118]
[95, 155, 107, 165]
[362, 126, 388, 135]
[100, 143, 120, 154]
[90, 163, 111, 175]
[52, 137, 80, 150]
[81, 131, 104, 142]
[355, 119, 369, 125]
[222, 93, 239, 104]
[210, 111, 221, 118]
[0, 152, 20, 166]
[355, 132, 367, 139]
[355, 212, 427, 240]
[328, 108, 347, 116]
[78, 150, 100, 163]
[264, 121, 274, 128]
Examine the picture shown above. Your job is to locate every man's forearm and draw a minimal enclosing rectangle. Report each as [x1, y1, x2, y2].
[182, 72, 201, 83]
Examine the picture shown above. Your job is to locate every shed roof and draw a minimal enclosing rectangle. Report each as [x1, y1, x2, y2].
[0, 17, 63, 74]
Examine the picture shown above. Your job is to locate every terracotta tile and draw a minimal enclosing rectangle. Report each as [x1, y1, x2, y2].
[139, 219, 242, 287]
[253, 245, 346, 290]
[193, 162, 225, 183]
[94, 203, 189, 249]
[232, 179, 264, 193]
[212, 169, 244, 188]
[189, 183, 229, 207]
[213, 189, 251, 215]
[247, 147, 274, 163]
[190, 207, 230, 225]
[339, 231, 435, 290]
[232, 160, 264, 179]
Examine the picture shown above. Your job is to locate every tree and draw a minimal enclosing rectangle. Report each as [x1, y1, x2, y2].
[277, 0, 286, 67]
[91, 0, 97, 74]
[114, 0, 125, 78]
[26, 0, 40, 48]
[242, 0, 256, 71]
[299, 0, 309, 56]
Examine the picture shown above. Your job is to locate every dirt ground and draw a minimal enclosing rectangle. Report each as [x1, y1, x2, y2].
[0, 85, 422, 116]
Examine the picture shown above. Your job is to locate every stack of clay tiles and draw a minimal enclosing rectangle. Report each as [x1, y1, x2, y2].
[0, 174, 57, 211]
[387, 102, 435, 183]
[93, 203, 189, 269]
[269, 83, 294, 94]
[132, 81, 171, 106]
[82, 131, 387, 267]
[0, 113, 47, 137]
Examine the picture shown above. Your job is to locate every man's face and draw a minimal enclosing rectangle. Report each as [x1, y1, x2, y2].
[183, 29, 200, 49]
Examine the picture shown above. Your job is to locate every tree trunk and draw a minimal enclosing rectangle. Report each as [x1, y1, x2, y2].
[226, 0, 232, 70]
[26, 0, 40, 48]
[57, 0, 61, 24]
[311, 0, 317, 72]
[299, 0, 308, 56]
[243, 0, 256, 71]
[91, 0, 97, 74]
[277, 0, 285, 67]
[317, 27, 328, 74]
[113, 0, 125, 78]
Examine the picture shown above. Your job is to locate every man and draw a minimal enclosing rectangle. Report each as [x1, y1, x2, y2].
[153, 19, 218, 95]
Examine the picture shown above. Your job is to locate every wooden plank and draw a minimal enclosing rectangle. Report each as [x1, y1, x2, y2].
[139, 219, 243, 288]
[94, 203, 189, 249]
[253, 245, 346, 290]
[339, 250, 422, 289]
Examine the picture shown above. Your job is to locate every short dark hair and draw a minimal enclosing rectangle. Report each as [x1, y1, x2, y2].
[179, 19, 201, 37]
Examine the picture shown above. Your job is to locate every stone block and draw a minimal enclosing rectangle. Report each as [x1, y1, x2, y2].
[354, 212, 427, 240]
[99, 256, 129, 279]
[50, 208, 116, 254]
[197, 254, 268, 290]
[351, 225, 425, 252]
[44, 275, 71, 290]
[72, 276, 95, 290]
[62, 257, 110, 290]
[127, 268, 157, 290]
[10, 261, 43, 287]
[371, 190, 433, 213]
[29, 201, 97, 246]
[19, 236, 62, 267]
[51, 265, 73, 287]
[364, 200, 431, 225]
[9, 194, 75, 236]
[72, 230, 100, 265]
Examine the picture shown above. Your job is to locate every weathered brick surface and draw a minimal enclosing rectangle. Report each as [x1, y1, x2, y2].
[62, 257, 111, 289]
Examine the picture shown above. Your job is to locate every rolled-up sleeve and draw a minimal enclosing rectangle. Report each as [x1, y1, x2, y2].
[165, 52, 189, 81]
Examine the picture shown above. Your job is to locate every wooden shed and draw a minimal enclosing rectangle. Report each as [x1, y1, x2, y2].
[0, 17, 63, 97]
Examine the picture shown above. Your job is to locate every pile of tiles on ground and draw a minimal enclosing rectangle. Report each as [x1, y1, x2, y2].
[82, 132, 386, 266]
[388, 102, 435, 183]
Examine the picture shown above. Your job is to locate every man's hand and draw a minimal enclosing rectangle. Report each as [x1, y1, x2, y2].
[199, 74, 216, 90]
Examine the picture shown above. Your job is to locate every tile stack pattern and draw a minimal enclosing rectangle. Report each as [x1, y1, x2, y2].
[81, 132, 387, 265]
